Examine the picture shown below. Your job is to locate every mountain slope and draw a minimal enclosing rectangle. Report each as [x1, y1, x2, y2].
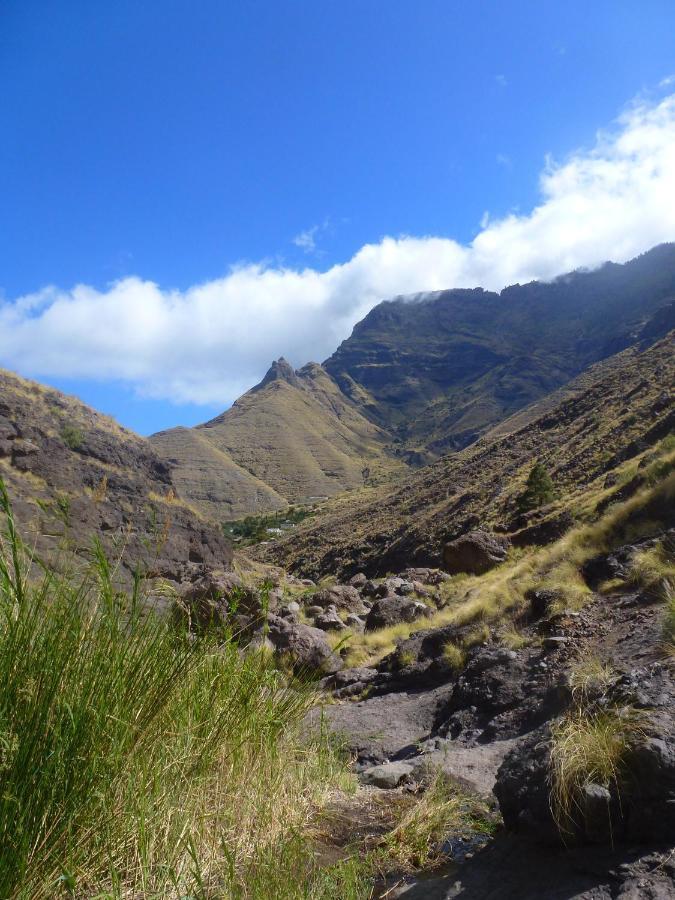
[151, 245, 675, 523]
[264, 330, 675, 578]
[149, 426, 288, 521]
[150, 358, 404, 521]
[324, 243, 675, 452]
[0, 369, 232, 585]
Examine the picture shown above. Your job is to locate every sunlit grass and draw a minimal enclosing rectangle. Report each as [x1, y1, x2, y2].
[342, 465, 675, 668]
[0, 480, 355, 899]
[550, 708, 642, 839]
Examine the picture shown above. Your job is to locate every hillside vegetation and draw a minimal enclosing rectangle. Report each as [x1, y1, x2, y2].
[265, 331, 674, 579]
[151, 244, 675, 522]
[0, 368, 232, 586]
[151, 359, 404, 521]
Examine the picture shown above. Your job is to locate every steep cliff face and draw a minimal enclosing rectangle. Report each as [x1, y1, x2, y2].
[150, 359, 405, 521]
[324, 244, 675, 451]
[0, 369, 232, 584]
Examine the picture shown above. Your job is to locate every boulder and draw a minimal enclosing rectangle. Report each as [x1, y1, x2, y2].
[278, 604, 300, 623]
[345, 613, 365, 632]
[265, 614, 343, 676]
[525, 587, 561, 620]
[320, 666, 379, 698]
[349, 572, 368, 588]
[426, 570, 452, 585]
[314, 605, 348, 632]
[311, 584, 368, 614]
[360, 761, 414, 789]
[442, 531, 510, 575]
[494, 664, 675, 846]
[365, 596, 430, 631]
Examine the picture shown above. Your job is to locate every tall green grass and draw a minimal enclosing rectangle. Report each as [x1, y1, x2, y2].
[0, 481, 352, 898]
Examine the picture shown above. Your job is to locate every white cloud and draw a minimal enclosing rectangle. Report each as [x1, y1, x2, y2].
[2, 93, 675, 408]
[292, 218, 331, 254]
[292, 225, 319, 253]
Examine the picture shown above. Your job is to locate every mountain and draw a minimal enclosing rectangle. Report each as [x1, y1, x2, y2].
[264, 329, 675, 578]
[150, 357, 405, 521]
[151, 244, 675, 522]
[324, 243, 675, 452]
[0, 368, 232, 589]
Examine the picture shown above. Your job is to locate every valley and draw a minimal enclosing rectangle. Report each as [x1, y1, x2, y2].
[0, 246, 673, 898]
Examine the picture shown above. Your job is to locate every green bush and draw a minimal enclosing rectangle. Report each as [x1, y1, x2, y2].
[223, 505, 315, 545]
[60, 422, 84, 450]
[516, 461, 557, 513]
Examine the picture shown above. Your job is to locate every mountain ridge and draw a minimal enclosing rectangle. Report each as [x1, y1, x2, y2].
[150, 244, 675, 522]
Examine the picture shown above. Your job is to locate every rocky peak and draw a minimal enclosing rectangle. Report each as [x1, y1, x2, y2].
[254, 357, 301, 391]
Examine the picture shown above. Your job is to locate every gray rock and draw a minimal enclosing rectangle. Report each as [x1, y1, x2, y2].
[361, 579, 379, 598]
[543, 636, 570, 650]
[366, 596, 430, 631]
[266, 614, 343, 675]
[345, 613, 365, 632]
[311, 584, 368, 614]
[583, 783, 613, 843]
[526, 588, 561, 620]
[314, 605, 348, 632]
[442, 531, 510, 575]
[278, 604, 300, 622]
[349, 572, 367, 588]
[360, 761, 414, 789]
[245, 634, 275, 655]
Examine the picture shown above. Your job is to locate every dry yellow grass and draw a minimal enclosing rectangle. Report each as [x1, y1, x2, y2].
[342, 465, 675, 668]
[550, 708, 643, 839]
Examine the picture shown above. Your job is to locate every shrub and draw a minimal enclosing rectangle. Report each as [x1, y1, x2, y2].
[516, 461, 556, 513]
[60, 422, 84, 450]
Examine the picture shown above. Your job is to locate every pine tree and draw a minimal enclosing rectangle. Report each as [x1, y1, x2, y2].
[516, 461, 556, 513]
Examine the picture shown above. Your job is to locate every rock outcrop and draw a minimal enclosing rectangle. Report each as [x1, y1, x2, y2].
[442, 531, 510, 575]
[0, 369, 232, 591]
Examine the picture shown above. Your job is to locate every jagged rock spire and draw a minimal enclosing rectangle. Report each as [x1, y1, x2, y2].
[254, 357, 301, 391]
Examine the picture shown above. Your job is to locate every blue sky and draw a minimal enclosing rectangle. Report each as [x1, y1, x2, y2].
[1, 1, 675, 434]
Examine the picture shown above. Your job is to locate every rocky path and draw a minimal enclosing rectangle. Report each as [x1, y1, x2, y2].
[307, 549, 675, 899]
[311, 686, 518, 795]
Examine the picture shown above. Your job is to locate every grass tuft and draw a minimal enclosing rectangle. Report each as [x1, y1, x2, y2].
[442, 642, 466, 671]
[0, 480, 353, 898]
[376, 775, 494, 871]
[568, 656, 614, 705]
[550, 708, 641, 838]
